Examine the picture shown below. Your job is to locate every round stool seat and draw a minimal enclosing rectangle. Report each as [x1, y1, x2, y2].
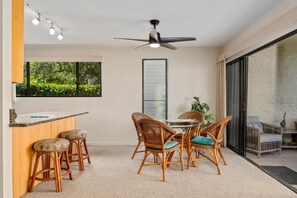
[60, 129, 87, 140]
[33, 138, 70, 152]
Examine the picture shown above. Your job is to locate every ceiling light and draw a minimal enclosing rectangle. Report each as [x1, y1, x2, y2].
[57, 31, 64, 40]
[49, 24, 55, 35]
[150, 43, 160, 48]
[26, 3, 64, 39]
[32, 13, 40, 25]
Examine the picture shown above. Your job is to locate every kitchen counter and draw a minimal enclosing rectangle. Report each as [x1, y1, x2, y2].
[11, 111, 88, 198]
[10, 111, 88, 127]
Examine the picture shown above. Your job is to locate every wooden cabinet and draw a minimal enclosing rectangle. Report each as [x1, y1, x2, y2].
[12, 0, 24, 83]
[12, 117, 76, 198]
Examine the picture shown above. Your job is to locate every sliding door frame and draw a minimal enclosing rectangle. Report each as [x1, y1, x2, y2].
[226, 57, 248, 156]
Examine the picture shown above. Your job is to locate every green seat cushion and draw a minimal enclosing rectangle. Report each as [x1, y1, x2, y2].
[165, 141, 179, 149]
[191, 136, 214, 146]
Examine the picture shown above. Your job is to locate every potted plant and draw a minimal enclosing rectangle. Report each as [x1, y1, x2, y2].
[191, 96, 214, 125]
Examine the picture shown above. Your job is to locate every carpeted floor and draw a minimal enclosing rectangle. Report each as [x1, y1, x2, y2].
[23, 146, 297, 198]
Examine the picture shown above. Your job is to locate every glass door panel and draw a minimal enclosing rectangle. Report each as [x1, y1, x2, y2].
[226, 58, 247, 156]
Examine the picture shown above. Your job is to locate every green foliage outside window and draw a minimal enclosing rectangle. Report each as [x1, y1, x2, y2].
[16, 62, 101, 97]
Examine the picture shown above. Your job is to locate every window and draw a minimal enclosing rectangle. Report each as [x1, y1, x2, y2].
[142, 59, 167, 120]
[16, 62, 101, 97]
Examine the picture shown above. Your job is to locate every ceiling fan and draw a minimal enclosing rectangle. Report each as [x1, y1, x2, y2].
[114, 19, 196, 50]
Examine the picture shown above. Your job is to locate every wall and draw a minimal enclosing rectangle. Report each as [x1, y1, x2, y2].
[13, 46, 220, 145]
[247, 40, 297, 129]
[0, 0, 13, 197]
[277, 42, 297, 129]
[247, 46, 279, 124]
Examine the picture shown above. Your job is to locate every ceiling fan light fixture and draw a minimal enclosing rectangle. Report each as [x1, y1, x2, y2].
[150, 43, 160, 48]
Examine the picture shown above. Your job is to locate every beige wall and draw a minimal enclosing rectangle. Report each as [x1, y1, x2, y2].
[13, 46, 220, 145]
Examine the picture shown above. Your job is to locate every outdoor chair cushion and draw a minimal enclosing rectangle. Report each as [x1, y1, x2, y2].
[260, 133, 282, 143]
[247, 116, 263, 133]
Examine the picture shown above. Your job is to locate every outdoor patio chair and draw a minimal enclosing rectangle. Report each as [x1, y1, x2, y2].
[246, 116, 282, 158]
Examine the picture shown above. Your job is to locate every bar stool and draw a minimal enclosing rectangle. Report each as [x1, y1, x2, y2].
[29, 138, 72, 193]
[60, 129, 91, 171]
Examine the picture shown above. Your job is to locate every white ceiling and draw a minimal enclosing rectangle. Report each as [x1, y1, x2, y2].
[24, 0, 282, 47]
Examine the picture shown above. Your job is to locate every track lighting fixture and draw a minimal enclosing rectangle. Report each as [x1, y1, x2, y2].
[31, 13, 40, 25]
[26, 3, 64, 41]
[49, 24, 55, 35]
[57, 31, 64, 40]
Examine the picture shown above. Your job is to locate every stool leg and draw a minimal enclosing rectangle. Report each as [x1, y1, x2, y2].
[53, 152, 62, 192]
[42, 154, 51, 179]
[83, 139, 91, 164]
[65, 151, 73, 180]
[77, 140, 84, 171]
[68, 141, 73, 161]
[28, 152, 41, 192]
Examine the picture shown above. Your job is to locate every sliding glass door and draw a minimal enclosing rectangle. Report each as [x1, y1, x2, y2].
[226, 57, 247, 156]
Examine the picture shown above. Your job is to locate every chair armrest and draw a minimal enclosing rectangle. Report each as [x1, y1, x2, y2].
[170, 131, 184, 146]
[261, 122, 282, 135]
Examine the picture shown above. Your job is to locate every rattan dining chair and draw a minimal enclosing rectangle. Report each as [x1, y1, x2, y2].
[177, 111, 205, 138]
[137, 118, 184, 182]
[131, 112, 153, 159]
[178, 111, 205, 123]
[177, 111, 205, 159]
[186, 116, 232, 175]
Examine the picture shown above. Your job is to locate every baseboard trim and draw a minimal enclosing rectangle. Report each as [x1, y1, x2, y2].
[87, 141, 137, 146]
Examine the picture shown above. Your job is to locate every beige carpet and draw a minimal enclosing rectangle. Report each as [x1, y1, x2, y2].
[23, 146, 297, 198]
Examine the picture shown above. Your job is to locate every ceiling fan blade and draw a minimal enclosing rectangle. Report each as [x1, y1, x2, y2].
[135, 43, 150, 50]
[160, 43, 177, 50]
[160, 37, 196, 43]
[114, 37, 149, 42]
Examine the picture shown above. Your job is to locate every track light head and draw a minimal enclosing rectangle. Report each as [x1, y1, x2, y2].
[57, 31, 64, 40]
[49, 24, 55, 35]
[32, 13, 40, 25]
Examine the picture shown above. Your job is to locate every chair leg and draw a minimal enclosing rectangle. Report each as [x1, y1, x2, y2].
[218, 148, 227, 165]
[53, 152, 62, 192]
[162, 152, 166, 182]
[166, 151, 175, 168]
[28, 152, 41, 192]
[258, 152, 261, 158]
[180, 147, 184, 171]
[213, 148, 221, 175]
[137, 150, 149, 174]
[131, 140, 142, 159]
[83, 139, 91, 164]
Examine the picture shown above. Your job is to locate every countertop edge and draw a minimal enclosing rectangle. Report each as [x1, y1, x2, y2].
[9, 112, 89, 127]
